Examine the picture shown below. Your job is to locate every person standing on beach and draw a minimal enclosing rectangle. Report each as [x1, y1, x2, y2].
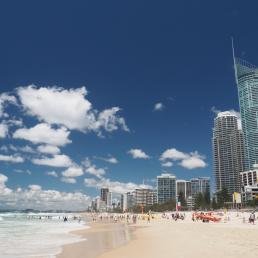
[249, 213, 255, 224]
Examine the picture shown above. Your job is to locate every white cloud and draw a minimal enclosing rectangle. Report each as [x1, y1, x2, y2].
[0, 173, 12, 195]
[13, 123, 71, 146]
[84, 177, 152, 194]
[61, 177, 77, 184]
[97, 156, 118, 164]
[3, 144, 35, 154]
[46, 171, 58, 177]
[95, 107, 129, 134]
[128, 149, 150, 159]
[160, 148, 207, 170]
[104, 157, 118, 164]
[0, 93, 17, 118]
[62, 166, 84, 178]
[16, 85, 128, 134]
[0, 174, 90, 210]
[161, 161, 173, 167]
[0, 154, 24, 163]
[86, 166, 105, 178]
[82, 158, 106, 178]
[179, 152, 207, 170]
[14, 169, 31, 175]
[0, 145, 8, 152]
[5, 118, 23, 127]
[29, 184, 42, 191]
[0, 123, 8, 138]
[160, 148, 188, 161]
[37, 145, 60, 155]
[19, 145, 35, 153]
[154, 102, 164, 111]
[32, 154, 72, 167]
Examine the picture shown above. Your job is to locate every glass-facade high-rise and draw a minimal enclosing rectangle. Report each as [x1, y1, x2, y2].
[234, 57, 258, 170]
[157, 173, 176, 204]
[212, 112, 245, 194]
[190, 177, 210, 198]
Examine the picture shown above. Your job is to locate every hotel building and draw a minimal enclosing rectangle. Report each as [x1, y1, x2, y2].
[212, 111, 245, 194]
[157, 173, 176, 204]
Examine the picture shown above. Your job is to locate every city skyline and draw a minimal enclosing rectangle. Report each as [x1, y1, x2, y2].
[1, 1, 258, 210]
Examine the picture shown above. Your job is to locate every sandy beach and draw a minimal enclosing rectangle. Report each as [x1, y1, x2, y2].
[59, 212, 258, 258]
[57, 221, 132, 258]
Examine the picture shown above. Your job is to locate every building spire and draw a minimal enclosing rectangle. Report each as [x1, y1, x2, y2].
[231, 37, 238, 84]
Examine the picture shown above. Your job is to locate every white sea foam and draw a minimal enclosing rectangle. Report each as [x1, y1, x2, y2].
[0, 212, 88, 258]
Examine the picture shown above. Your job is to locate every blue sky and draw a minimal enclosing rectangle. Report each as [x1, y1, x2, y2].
[1, 0, 258, 210]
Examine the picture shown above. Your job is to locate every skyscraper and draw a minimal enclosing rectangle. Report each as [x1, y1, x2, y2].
[212, 111, 245, 194]
[100, 188, 109, 204]
[233, 48, 258, 170]
[190, 177, 210, 197]
[157, 173, 176, 204]
[176, 180, 191, 199]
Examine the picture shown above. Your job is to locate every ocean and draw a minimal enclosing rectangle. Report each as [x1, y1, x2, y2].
[0, 212, 88, 258]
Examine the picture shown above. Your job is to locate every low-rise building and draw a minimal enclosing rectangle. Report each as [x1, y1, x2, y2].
[134, 188, 157, 207]
[240, 169, 258, 202]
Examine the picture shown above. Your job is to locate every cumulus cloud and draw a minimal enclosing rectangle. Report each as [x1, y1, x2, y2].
[5, 118, 23, 127]
[96, 155, 118, 164]
[61, 177, 77, 184]
[95, 107, 129, 134]
[82, 158, 106, 178]
[19, 145, 35, 153]
[0, 174, 90, 210]
[128, 149, 150, 159]
[14, 169, 31, 175]
[0, 145, 8, 152]
[160, 148, 207, 170]
[32, 154, 72, 167]
[160, 148, 188, 161]
[84, 177, 152, 194]
[13, 123, 71, 147]
[0, 123, 8, 138]
[0, 93, 17, 117]
[0, 173, 12, 195]
[104, 157, 118, 164]
[62, 166, 84, 178]
[37, 144, 60, 155]
[161, 161, 173, 167]
[0, 154, 24, 163]
[179, 155, 206, 169]
[16, 85, 128, 134]
[46, 171, 58, 177]
[3, 144, 35, 154]
[154, 102, 164, 111]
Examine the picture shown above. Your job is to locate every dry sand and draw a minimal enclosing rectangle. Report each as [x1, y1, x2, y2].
[59, 212, 258, 258]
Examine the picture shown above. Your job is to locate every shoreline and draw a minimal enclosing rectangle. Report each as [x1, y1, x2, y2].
[57, 221, 133, 258]
[58, 212, 258, 258]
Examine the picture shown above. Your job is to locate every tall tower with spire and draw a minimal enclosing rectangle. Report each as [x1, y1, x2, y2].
[233, 40, 258, 170]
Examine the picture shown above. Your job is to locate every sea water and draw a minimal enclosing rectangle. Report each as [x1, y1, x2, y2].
[0, 212, 88, 258]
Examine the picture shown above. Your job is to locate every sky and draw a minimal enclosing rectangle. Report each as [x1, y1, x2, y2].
[1, 0, 258, 210]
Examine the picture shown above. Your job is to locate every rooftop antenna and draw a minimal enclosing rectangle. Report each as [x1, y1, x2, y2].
[231, 37, 238, 84]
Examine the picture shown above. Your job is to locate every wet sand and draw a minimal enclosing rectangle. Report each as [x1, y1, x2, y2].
[57, 222, 132, 258]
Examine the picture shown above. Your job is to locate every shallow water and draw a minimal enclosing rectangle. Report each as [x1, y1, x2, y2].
[0, 212, 88, 258]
